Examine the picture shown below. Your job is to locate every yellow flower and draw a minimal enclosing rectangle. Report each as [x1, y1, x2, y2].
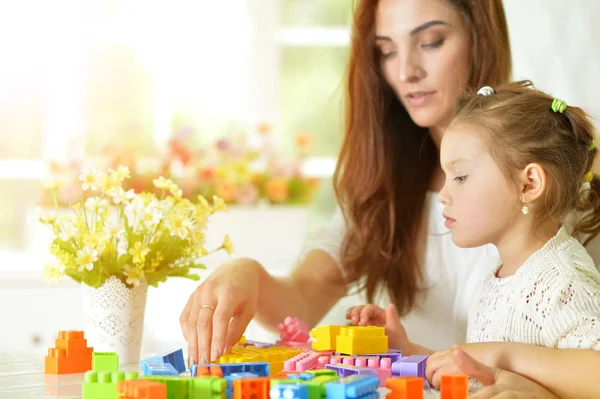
[221, 234, 234, 255]
[123, 264, 143, 287]
[129, 241, 150, 265]
[153, 176, 172, 189]
[115, 165, 131, 181]
[76, 247, 98, 272]
[43, 179, 64, 191]
[197, 196, 211, 212]
[39, 209, 58, 225]
[79, 168, 101, 191]
[213, 196, 228, 212]
[101, 172, 121, 193]
[43, 258, 66, 284]
[168, 182, 183, 199]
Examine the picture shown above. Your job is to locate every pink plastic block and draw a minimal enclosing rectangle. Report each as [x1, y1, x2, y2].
[283, 352, 320, 372]
[277, 317, 310, 342]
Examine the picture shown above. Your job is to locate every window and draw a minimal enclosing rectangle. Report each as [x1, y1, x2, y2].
[0, 0, 351, 253]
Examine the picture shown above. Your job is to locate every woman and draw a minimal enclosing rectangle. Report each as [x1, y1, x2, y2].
[180, 0, 514, 366]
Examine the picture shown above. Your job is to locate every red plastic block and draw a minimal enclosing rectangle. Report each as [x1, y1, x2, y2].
[440, 375, 468, 399]
[45, 330, 93, 374]
[233, 377, 270, 399]
[386, 377, 424, 399]
[118, 379, 167, 399]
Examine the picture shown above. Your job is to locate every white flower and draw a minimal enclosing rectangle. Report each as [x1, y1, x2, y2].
[117, 236, 128, 257]
[43, 258, 66, 284]
[167, 213, 190, 240]
[39, 209, 58, 224]
[79, 168, 101, 191]
[153, 176, 172, 189]
[85, 197, 107, 213]
[76, 247, 98, 272]
[142, 207, 163, 229]
[57, 218, 77, 241]
[103, 222, 123, 238]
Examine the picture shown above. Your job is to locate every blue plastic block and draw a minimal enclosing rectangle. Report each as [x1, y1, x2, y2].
[270, 383, 309, 399]
[144, 349, 186, 374]
[140, 361, 179, 376]
[325, 375, 379, 399]
[242, 362, 269, 377]
[288, 373, 315, 381]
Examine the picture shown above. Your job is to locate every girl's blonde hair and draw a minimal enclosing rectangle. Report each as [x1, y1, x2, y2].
[453, 80, 600, 245]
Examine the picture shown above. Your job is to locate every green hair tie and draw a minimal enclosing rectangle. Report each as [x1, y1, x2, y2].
[551, 98, 567, 113]
[589, 139, 596, 152]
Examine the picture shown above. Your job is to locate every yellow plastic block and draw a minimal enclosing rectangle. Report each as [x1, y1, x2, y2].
[215, 345, 304, 376]
[336, 326, 388, 355]
[310, 326, 341, 351]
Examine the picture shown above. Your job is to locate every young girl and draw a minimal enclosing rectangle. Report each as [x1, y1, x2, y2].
[347, 81, 600, 394]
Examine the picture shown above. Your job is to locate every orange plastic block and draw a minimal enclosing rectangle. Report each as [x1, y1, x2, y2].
[194, 365, 210, 377]
[440, 375, 468, 399]
[310, 326, 341, 351]
[233, 377, 270, 399]
[45, 330, 93, 374]
[210, 365, 223, 378]
[386, 377, 424, 399]
[118, 379, 167, 399]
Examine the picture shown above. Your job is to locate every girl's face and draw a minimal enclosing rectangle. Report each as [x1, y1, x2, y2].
[375, 0, 472, 130]
[438, 123, 521, 248]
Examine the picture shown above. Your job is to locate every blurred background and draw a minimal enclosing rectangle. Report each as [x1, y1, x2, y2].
[0, 0, 598, 353]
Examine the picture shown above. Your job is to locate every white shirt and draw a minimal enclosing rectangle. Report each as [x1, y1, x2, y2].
[302, 191, 600, 351]
[467, 227, 600, 349]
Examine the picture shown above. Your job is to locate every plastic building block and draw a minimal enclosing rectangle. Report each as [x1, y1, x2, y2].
[440, 375, 468, 399]
[192, 362, 270, 378]
[284, 352, 320, 372]
[386, 377, 424, 399]
[325, 374, 379, 399]
[336, 327, 388, 355]
[224, 372, 258, 390]
[143, 376, 192, 399]
[92, 352, 119, 372]
[278, 317, 310, 343]
[306, 369, 337, 378]
[45, 330, 93, 374]
[325, 364, 379, 380]
[232, 377, 270, 399]
[391, 356, 428, 378]
[140, 361, 179, 376]
[117, 379, 167, 399]
[82, 370, 138, 399]
[310, 326, 341, 351]
[144, 349, 186, 374]
[193, 376, 228, 399]
[271, 383, 309, 399]
[235, 336, 247, 345]
[215, 346, 302, 376]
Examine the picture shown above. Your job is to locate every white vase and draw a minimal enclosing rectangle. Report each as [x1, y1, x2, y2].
[82, 276, 148, 364]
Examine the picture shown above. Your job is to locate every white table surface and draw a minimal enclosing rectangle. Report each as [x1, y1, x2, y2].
[0, 351, 442, 398]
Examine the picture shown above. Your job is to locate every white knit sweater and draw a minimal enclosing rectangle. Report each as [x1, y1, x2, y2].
[467, 227, 600, 349]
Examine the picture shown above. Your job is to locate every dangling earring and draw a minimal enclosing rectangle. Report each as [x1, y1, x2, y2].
[521, 199, 530, 215]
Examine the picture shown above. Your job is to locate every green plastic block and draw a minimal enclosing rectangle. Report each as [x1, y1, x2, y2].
[306, 369, 337, 377]
[92, 352, 119, 372]
[191, 376, 227, 399]
[82, 370, 138, 399]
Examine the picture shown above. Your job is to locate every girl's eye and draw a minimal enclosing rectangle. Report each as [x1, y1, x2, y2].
[454, 176, 467, 183]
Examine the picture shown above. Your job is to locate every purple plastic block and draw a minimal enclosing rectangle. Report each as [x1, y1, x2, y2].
[244, 340, 273, 348]
[326, 364, 359, 378]
[391, 355, 428, 378]
[325, 363, 380, 380]
[336, 351, 403, 364]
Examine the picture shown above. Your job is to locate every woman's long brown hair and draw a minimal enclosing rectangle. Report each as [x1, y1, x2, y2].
[334, 0, 512, 315]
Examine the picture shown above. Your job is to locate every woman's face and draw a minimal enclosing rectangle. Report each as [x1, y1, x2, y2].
[376, 0, 472, 130]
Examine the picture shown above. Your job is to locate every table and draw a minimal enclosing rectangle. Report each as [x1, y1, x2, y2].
[0, 351, 442, 398]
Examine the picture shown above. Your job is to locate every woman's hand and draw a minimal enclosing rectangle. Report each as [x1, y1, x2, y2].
[179, 257, 261, 367]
